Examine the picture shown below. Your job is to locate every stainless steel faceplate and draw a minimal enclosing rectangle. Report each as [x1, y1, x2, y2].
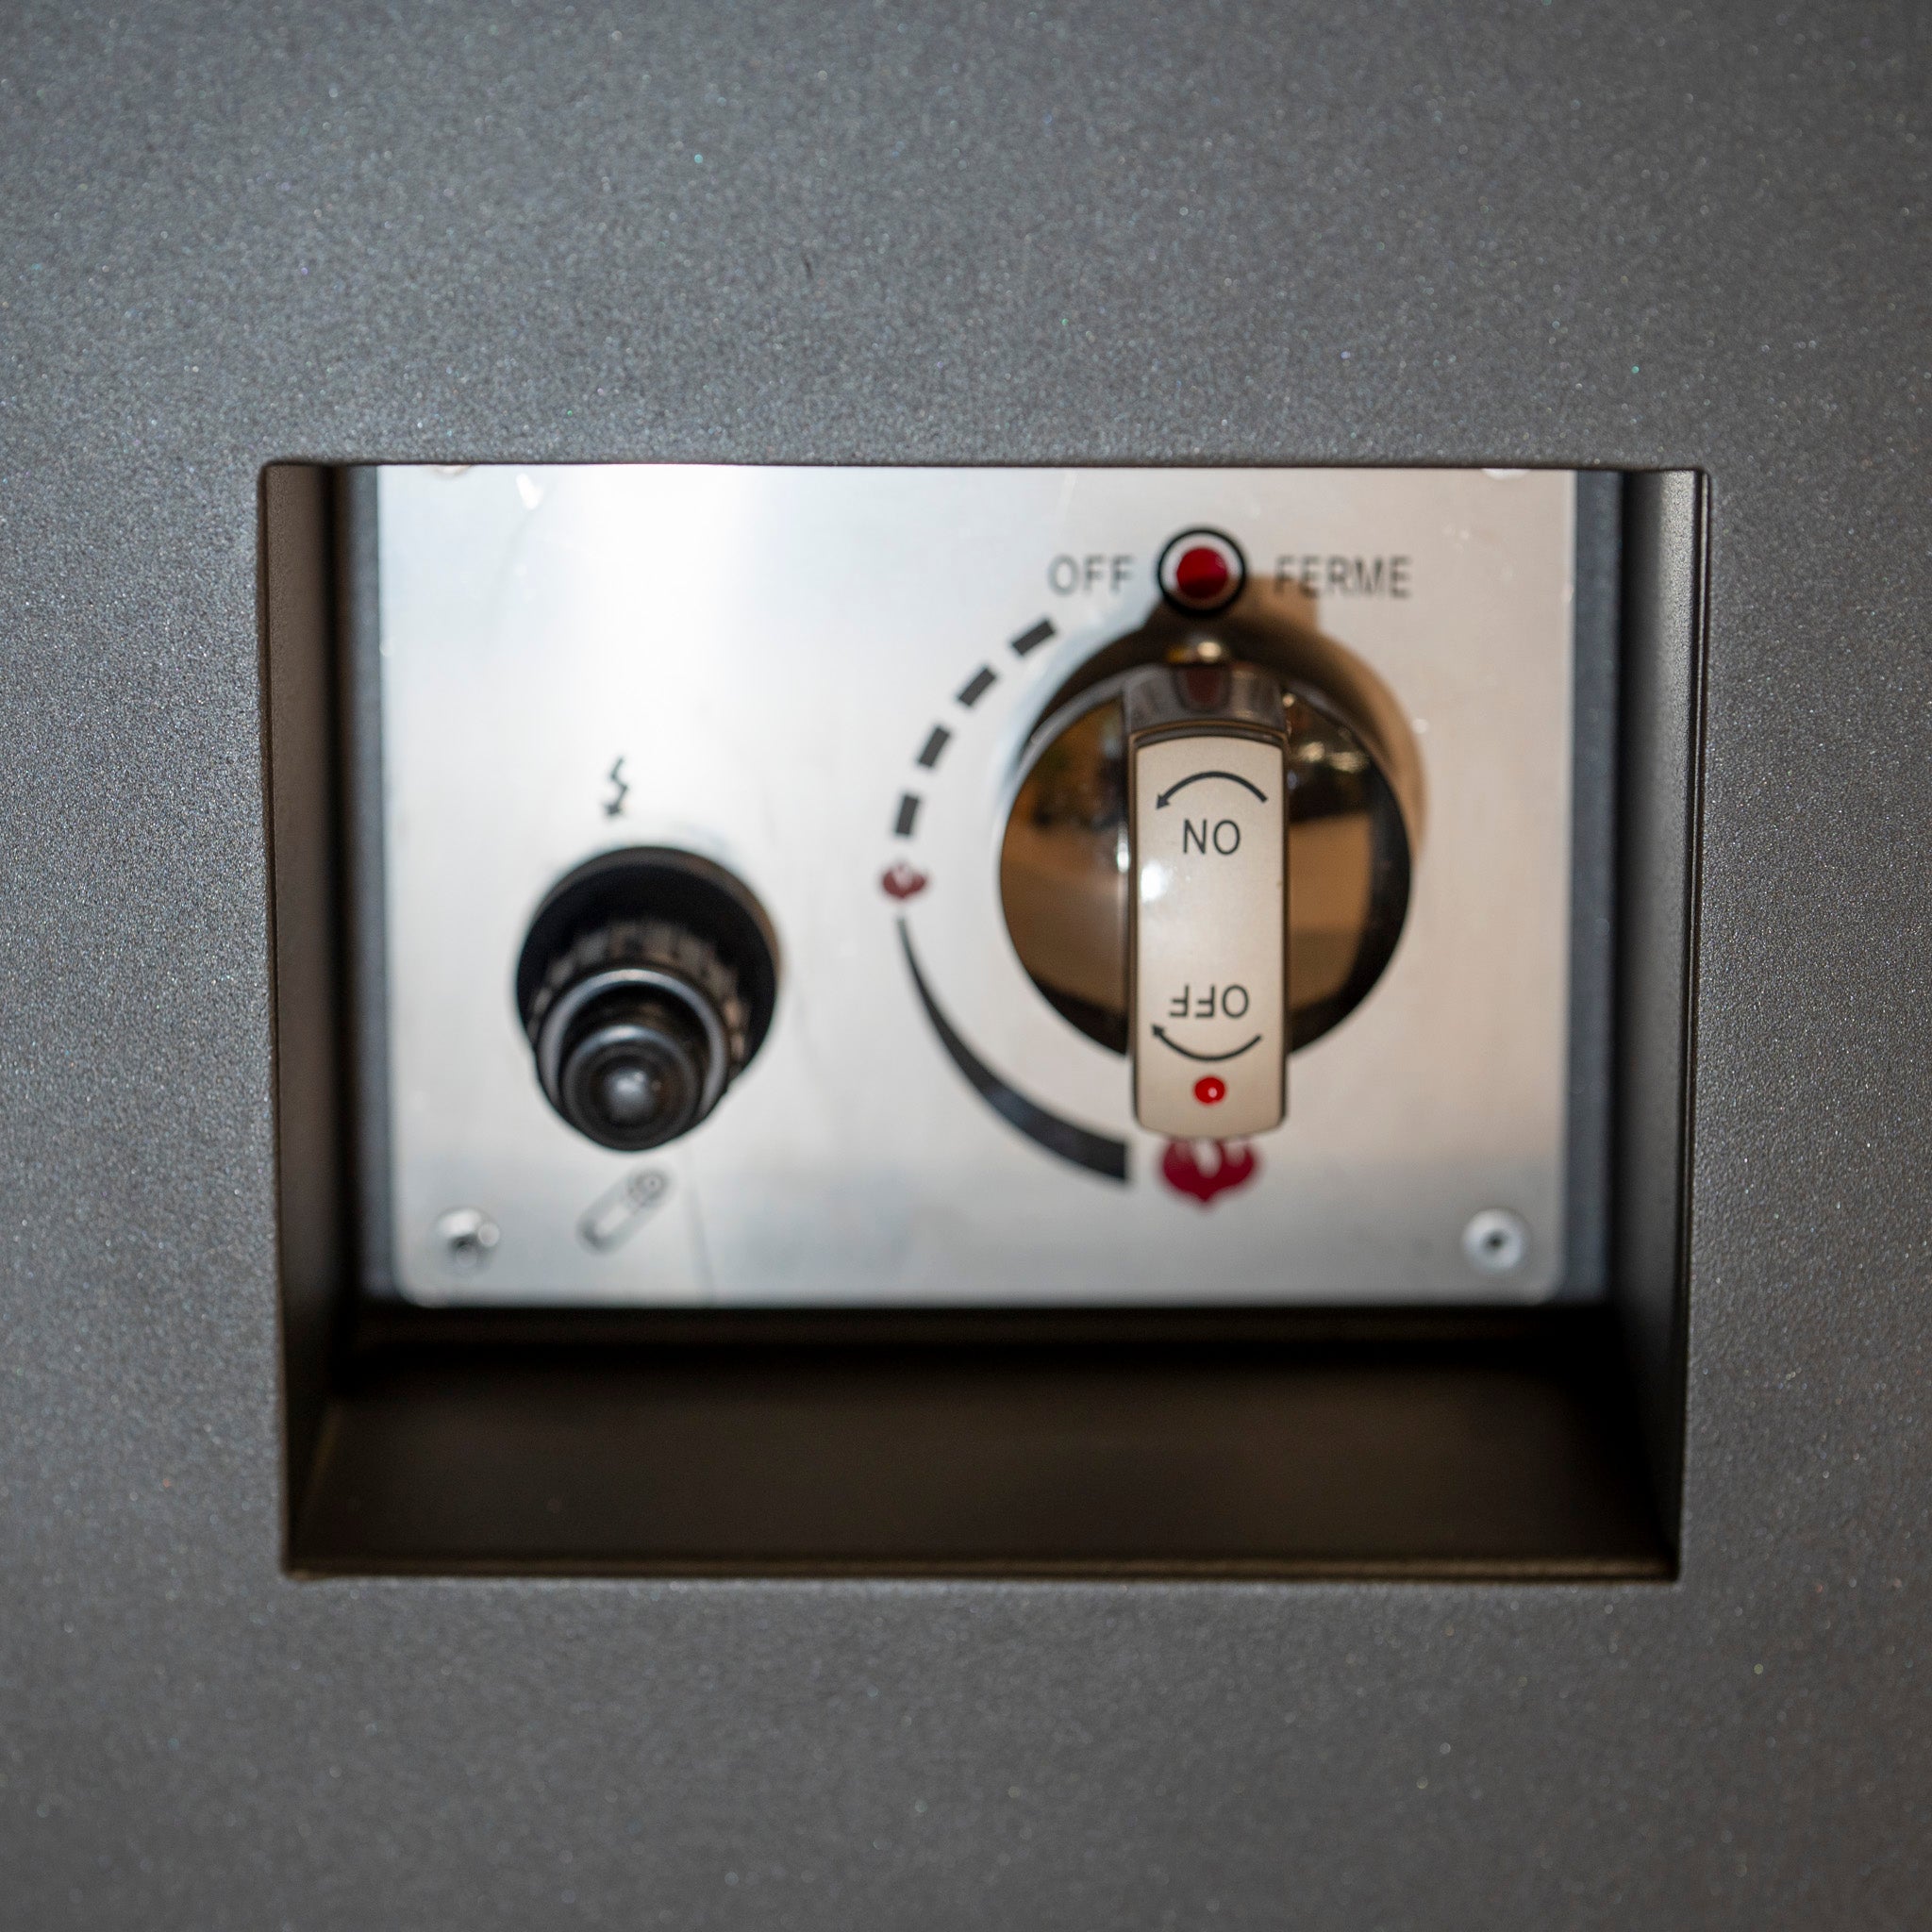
[358, 465, 1582, 1307]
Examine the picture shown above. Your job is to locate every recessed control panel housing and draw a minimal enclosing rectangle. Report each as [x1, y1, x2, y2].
[347, 465, 1607, 1308]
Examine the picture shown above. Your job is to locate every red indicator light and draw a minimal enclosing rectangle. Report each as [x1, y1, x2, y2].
[1193, 1075, 1227, 1106]
[1174, 545, 1231, 604]
[1158, 528, 1246, 614]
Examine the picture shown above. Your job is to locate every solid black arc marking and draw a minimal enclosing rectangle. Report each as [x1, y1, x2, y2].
[899, 921, 1128, 1182]
[1155, 770, 1269, 808]
[1150, 1026, 1264, 1063]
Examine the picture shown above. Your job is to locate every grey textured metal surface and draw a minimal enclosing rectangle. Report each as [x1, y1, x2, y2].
[1, 3, 1925, 1927]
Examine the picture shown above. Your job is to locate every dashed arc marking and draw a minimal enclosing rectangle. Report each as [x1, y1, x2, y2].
[889, 611, 1137, 1179]
[906, 618, 1053, 836]
[956, 666, 997, 708]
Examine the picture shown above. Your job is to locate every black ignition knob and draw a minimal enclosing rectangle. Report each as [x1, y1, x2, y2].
[526, 918, 751, 1152]
[516, 849, 779, 1153]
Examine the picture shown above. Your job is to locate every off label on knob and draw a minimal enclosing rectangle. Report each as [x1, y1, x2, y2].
[1130, 731, 1287, 1139]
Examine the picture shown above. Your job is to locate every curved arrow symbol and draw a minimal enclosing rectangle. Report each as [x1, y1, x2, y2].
[1150, 1026, 1263, 1063]
[1155, 769, 1269, 808]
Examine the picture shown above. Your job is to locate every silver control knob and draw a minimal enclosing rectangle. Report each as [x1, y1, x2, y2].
[1001, 625, 1413, 1141]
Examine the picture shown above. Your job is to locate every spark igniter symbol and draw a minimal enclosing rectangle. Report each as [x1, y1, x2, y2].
[604, 756, 630, 818]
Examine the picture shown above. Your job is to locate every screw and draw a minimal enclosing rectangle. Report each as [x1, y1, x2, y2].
[434, 1207, 500, 1272]
[1461, 1208, 1527, 1275]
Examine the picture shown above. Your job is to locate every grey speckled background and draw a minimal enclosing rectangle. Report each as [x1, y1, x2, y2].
[2, 1, 1927, 1924]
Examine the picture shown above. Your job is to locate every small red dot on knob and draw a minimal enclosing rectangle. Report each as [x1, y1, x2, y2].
[1193, 1075, 1227, 1106]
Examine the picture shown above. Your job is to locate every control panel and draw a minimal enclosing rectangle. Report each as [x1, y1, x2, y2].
[348, 466, 1590, 1307]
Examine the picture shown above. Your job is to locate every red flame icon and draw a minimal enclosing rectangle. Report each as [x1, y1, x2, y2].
[880, 861, 929, 901]
[1159, 1139, 1260, 1206]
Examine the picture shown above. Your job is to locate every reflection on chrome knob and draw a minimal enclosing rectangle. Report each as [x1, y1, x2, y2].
[516, 850, 779, 1154]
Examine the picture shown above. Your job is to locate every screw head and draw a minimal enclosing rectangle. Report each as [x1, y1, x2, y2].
[1461, 1208, 1527, 1275]
[435, 1207, 500, 1272]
